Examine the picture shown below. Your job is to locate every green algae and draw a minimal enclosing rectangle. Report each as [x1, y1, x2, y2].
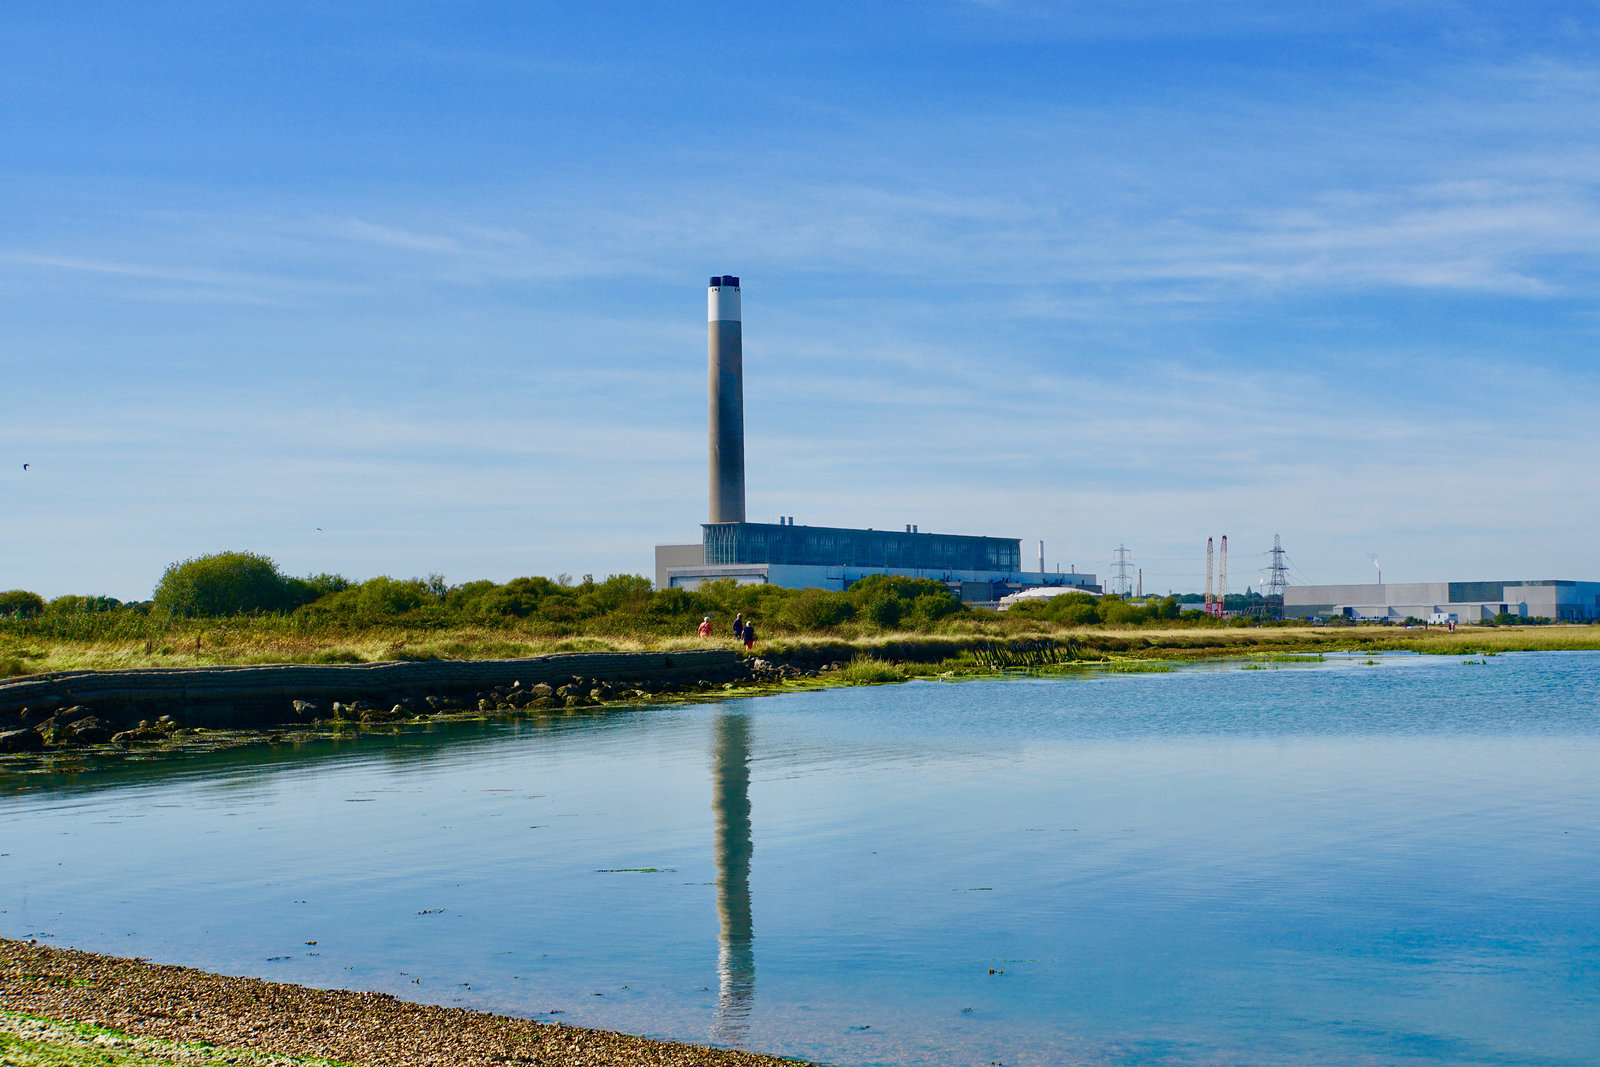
[0, 1012, 357, 1067]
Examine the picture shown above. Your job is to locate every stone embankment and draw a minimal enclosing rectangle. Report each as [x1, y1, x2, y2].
[0, 650, 806, 755]
[0, 638, 1089, 756]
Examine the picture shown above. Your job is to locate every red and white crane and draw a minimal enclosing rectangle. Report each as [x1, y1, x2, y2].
[1205, 535, 1228, 617]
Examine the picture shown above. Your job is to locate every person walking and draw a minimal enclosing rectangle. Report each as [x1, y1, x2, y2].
[698, 616, 712, 638]
[732, 612, 744, 639]
[742, 620, 756, 652]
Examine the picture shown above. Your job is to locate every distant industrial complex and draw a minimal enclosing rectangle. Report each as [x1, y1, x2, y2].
[654, 276, 1096, 602]
[653, 276, 1596, 622]
[1285, 581, 1600, 624]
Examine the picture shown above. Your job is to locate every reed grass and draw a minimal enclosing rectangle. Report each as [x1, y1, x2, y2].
[836, 657, 908, 685]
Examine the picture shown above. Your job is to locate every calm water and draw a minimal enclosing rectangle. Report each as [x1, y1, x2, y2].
[3, 651, 1599, 1066]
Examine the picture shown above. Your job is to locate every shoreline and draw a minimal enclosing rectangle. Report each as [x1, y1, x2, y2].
[4, 632, 1598, 763]
[0, 938, 803, 1067]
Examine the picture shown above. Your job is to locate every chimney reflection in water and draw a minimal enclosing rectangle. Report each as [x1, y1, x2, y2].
[711, 711, 755, 1041]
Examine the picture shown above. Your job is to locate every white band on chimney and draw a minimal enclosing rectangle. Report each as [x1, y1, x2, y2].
[708, 283, 741, 322]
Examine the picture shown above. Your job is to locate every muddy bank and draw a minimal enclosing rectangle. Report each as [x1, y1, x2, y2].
[0, 938, 801, 1067]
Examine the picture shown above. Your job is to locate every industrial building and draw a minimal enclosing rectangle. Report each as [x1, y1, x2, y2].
[654, 275, 1097, 602]
[1283, 581, 1600, 623]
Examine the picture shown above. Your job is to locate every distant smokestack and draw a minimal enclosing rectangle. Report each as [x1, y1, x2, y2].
[708, 275, 745, 524]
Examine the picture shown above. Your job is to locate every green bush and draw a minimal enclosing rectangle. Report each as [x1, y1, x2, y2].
[284, 572, 350, 603]
[153, 551, 321, 617]
[457, 577, 548, 618]
[590, 574, 653, 614]
[1048, 593, 1102, 626]
[846, 574, 964, 631]
[859, 595, 905, 628]
[444, 579, 499, 612]
[646, 586, 698, 619]
[906, 592, 963, 628]
[0, 590, 46, 618]
[355, 576, 430, 615]
[692, 577, 789, 621]
[777, 588, 856, 630]
[303, 576, 432, 620]
[1098, 597, 1138, 625]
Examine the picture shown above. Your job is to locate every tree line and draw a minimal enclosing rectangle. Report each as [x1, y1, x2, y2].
[0, 550, 975, 637]
[0, 550, 1264, 637]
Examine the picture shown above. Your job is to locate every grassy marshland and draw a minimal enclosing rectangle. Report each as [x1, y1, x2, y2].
[3, 623, 1597, 682]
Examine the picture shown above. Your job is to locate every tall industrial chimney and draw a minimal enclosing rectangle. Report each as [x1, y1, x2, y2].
[708, 275, 745, 524]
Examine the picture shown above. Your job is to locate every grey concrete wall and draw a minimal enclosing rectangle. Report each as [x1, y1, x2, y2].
[1507, 582, 1600, 620]
[1284, 583, 1451, 609]
[667, 561, 1101, 593]
[654, 543, 705, 589]
[669, 565, 770, 590]
[1513, 586, 1560, 619]
[1286, 579, 1600, 620]
[1284, 583, 1452, 614]
[0, 650, 747, 720]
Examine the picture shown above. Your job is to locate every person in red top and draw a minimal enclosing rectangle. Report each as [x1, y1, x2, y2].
[698, 617, 713, 638]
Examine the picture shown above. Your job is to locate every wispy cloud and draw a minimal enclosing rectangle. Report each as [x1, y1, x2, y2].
[0, 251, 291, 290]
[8, 5, 1600, 595]
[323, 218, 469, 254]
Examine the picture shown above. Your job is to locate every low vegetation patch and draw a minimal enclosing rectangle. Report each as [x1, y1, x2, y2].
[837, 657, 908, 685]
[0, 1012, 355, 1067]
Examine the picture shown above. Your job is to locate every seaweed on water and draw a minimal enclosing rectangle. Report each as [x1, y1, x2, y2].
[1100, 661, 1172, 673]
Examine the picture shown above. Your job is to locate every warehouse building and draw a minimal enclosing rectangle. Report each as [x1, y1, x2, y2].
[657, 519, 1096, 601]
[1283, 580, 1600, 623]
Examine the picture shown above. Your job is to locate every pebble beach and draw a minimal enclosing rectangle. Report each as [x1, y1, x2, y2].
[0, 939, 802, 1067]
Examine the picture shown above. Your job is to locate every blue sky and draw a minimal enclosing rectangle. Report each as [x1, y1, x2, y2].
[5, 1, 1600, 600]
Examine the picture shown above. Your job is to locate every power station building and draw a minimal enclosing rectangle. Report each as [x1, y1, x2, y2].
[654, 276, 1096, 602]
[1283, 580, 1600, 623]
